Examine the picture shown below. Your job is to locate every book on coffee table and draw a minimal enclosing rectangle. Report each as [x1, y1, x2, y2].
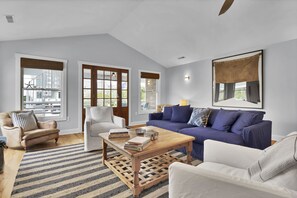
[108, 128, 129, 139]
[124, 136, 151, 151]
[124, 141, 152, 151]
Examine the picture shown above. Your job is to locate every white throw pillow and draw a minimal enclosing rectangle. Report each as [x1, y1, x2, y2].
[90, 107, 113, 123]
[265, 166, 297, 191]
[11, 111, 38, 132]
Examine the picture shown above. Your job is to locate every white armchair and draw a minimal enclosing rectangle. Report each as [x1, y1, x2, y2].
[169, 139, 297, 198]
[84, 106, 125, 151]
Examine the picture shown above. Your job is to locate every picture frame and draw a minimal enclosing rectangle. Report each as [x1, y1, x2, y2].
[212, 50, 263, 109]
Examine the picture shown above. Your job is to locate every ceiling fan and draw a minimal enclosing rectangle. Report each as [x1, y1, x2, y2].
[219, 0, 234, 15]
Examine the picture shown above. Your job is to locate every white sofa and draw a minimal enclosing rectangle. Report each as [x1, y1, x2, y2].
[84, 106, 125, 151]
[169, 139, 297, 198]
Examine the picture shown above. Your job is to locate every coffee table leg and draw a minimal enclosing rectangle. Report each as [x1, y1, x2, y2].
[132, 157, 141, 197]
[186, 141, 192, 164]
[102, 140, 107, 165]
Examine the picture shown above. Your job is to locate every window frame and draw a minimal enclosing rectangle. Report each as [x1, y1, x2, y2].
[138, 70, 161, 115]
[15, 54, 67, 121]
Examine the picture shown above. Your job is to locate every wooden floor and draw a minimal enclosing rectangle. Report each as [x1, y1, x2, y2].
[0, 133, 84, 198]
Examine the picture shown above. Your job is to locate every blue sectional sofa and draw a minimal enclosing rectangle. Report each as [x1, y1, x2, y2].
[147, 108, 272, 160]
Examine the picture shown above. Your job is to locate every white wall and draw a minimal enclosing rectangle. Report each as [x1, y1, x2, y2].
[0, 34, 166, 133]
[165, 39, 297, 139]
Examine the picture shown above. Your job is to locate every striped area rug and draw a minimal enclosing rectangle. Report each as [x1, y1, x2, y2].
[12, 144, 201, 198]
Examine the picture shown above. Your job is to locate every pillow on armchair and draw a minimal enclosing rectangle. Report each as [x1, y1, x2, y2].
[249, 133, 297, 191]
[90, 106, 113, 123]
[11, 111, 38, 132]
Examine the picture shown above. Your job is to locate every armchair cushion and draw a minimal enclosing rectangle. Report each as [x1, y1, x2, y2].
[90, 107, 113, 123]
[198, 162, 249, 179]
[22, 128, 59, 140]
[11, 111, 38, 131]
[90, 122, 121, 137]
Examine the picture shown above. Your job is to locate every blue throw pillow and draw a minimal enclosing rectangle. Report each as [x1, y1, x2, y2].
[171, 105, 192, 123]
[207, 108, 220, 126]
[211, 110, 240, 131]
[231, 111, 264, 134]
[188, 108, 211, 127]
[163, 105, 178, 120]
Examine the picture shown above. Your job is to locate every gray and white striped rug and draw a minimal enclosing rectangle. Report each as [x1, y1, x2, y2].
[12, 144, 201, 198]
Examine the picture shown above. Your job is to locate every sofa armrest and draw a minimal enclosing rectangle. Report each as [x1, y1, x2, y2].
[242, 120, 272, 150]
[169, 162, 293, 198]
[37, 120, 57, 129]
[204, 140, 262, 169]
[1, 126, 23, 148]
[149, 112, 163, 120]
[113, 116, 125, 128]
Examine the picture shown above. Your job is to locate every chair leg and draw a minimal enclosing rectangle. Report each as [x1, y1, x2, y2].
[55, 138, 59, 143]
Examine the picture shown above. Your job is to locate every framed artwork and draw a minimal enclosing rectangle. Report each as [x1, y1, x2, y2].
[212, 50, 263, 109]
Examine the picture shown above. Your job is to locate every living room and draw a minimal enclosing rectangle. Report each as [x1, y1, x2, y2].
[0, 1, 297, 198]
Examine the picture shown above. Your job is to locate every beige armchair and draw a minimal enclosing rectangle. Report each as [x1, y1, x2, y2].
[0, 112, 60, 150]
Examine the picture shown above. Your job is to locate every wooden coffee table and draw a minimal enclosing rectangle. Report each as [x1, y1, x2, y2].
[99, 126, 195, 197]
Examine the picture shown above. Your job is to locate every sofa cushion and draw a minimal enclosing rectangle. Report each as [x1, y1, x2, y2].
[188, 108, 211, 127]
[23, 128, 59, 140]
[171, 105, 192, 123]
[179, 127, 244, 145]
[11, 111, 38, 132]
[231, 111, 262, 135]
[90, 122, 121, 137]
[163, 105, 178, 120]
[211, 110, 240, 131]
[146, 120, 194, 132]
[207, 108, 220, 126]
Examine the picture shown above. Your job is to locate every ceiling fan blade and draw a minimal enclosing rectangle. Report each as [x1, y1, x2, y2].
[219, 0, 234, 15]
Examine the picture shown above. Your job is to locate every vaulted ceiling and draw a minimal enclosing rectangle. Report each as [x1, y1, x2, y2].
[1, 0, 297, 67]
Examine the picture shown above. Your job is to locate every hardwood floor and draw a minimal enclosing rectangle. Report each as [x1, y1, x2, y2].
[0, 133, 84, 198]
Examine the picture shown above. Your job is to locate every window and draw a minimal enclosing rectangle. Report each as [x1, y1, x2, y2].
[234, 82, 247, 100]
[20, 57, 67, 120]
[139, 71, 160, 114]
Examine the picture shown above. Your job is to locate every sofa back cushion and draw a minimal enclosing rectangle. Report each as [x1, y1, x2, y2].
[207, 108, 220, 126]
[11, 111, 38, 132]
[162, 105, 178, 120]
[211, 109, 240, 131]
[188, 108, 211, 127]
[231, 111, 265, 134]
[171, 105, 192, 123]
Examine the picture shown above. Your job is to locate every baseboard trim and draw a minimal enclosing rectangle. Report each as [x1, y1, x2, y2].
[272, 134, 284, 142]
[60, 128, 82, 135]
[129, 121, 147, 126]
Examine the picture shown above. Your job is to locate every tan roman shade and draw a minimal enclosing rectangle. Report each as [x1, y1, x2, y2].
[21, 58, 64, 71]
[214, 53, 261, 83]
[141, 72, 160, 79]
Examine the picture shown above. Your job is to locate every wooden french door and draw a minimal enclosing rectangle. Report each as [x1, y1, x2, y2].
[82, 65, 129, 130]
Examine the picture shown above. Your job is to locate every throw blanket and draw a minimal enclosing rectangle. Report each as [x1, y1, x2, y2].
[248, 134, 297, 182]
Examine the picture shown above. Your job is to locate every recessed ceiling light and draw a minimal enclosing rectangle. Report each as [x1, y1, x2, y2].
[178, 56, 185, 60]
[5, 15, 14, 23]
